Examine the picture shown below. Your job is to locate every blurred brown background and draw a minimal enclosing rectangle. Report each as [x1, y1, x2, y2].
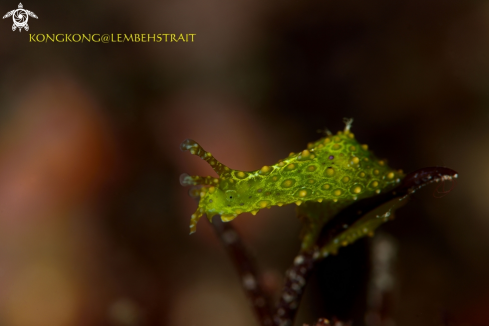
[0, 0, 488, 325]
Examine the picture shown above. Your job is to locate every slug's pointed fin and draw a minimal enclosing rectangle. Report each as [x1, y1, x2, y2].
[189, 207, 219, 234]
[180, 139, 230, 176]
[343, 117, 354, 133]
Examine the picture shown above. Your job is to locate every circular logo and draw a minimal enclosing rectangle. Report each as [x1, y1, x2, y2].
[13, 9, 27, 27]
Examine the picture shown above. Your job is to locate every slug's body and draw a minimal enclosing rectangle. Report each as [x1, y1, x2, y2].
[180, 120, 405, 238]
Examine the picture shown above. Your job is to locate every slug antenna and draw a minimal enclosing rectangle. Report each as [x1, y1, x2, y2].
[180, 173, 219, 187]
[180, 139, 230, 176]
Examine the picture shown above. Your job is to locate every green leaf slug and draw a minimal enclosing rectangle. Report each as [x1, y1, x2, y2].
[180, 119, 405, 238]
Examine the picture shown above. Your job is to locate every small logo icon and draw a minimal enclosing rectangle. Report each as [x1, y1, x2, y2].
[3, 3, 38, 32]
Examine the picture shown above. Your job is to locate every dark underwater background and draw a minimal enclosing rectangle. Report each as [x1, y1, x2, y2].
[0, 0, 487, 325]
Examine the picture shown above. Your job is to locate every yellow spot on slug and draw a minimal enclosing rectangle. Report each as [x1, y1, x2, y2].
[334, 136, 341, 142]
[308, 179, 315, 184]
[324, 138, 331, 143]
[342, 176, 350, 183]
[295, 200, 302, 206]
[379, 160, 385, 166]
[221, 214, 236, 222]
[387, 172, 394, 179]
[261, 166, 270, 173]
[251, 210, 258, 216]
[281, 179, 295, 188]
[353, 186, 362, 194]
[258, 200, 270, 208]
[272, 176, 278, 181]
[322, 184, 331, 190]
[374, 169, 380, 175]
[334, 189, 342, 196]
[235, 209, 243, 214]
[361, 144, 368, 150]
[302, 149, 310, 157]
[341, 241, 348, 246]
[307, 165, 316, 172]
[352, 157, 360, 164]
[350, 146, 356, 151]
[286, 163, 296, 170]
[332, 144, 340, 150]
[299, 190, 307, 197]
[317, 199, 323, 203]
[359, 172, 366, 177]
[237, 171, 246, 178]
[277, 202, 284, 207]
[372, 181, 379, 187]
[325, 168, 335, 176]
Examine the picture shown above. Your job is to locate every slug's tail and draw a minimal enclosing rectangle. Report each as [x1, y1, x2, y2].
[180, 139, 230, 177]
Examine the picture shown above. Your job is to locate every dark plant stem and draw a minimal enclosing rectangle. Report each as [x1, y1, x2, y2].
[209, 166, 457, 326]
[211, 216, 275, 326]
[274, 250, 316, 326]
[317, 167, 458, 249]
